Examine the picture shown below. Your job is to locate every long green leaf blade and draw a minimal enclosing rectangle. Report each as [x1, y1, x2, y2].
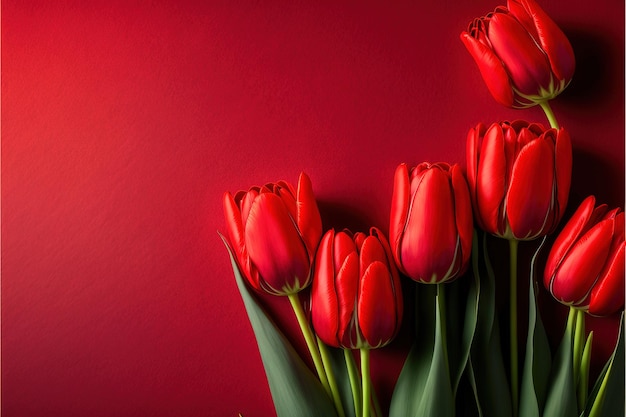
[221, 236, 338, 417]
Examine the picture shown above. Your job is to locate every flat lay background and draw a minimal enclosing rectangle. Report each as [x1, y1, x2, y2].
[2, 1, 624, 416]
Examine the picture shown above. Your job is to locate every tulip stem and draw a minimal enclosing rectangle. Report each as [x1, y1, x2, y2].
[539, 100, 559, 129]
[318, 338, 346, 417]
[287, 294, 332, 399]
[344, 349, 362, 417]
[508, 238, 519, 417]
[360, 348, 372, 417]
[579, 331, 593, 412]
[572, 307, 585, 385]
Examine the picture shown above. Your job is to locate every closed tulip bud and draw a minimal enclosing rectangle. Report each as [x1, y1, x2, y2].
[311, 228, 403, 349]
[389, 162, 473, 284]
[544, 196, 625, 316]
[222, 172, 322, 296]
[466, 120, 572, 240]
[461, 0, 575, 108]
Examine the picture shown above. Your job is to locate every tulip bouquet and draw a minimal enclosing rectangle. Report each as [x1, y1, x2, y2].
[219, 0, 624, 416]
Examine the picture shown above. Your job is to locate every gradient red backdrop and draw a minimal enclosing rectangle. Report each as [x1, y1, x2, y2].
[2, 1, 624, 416]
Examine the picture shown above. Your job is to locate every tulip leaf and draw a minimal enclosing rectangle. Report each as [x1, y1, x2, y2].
[414, 285, 454, 417]
[542, 308, 578, 417]
[221, 236, 339, 417]
[467, 233, 512, 417]
[388, 285, 437, 417]
[583, 312, 624, 417]
[321, 344, 357, 417]
[519, 237, 552, 417]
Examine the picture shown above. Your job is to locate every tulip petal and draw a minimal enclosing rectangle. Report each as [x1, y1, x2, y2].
[451, 165, 474, 268]
[477, 124, 507, 234]
[401, 168, 458, 283]
[488, 13, 552, 95]
[544, 196, 596, 288]
[460, 32, 514, 107]
[506, 136, 554, 239]
[245, 193, 311, 294]
[516, 0, 575, 82]
[296, 172, 323, 257]
[358, 262, 398, 348]
[360, 235, 388, 272]
[589, 241, 625, 316]
[336, 252, 360, 348]
[390, 164, 411, 271]
[312, 230, 340, 347]
[550, 220, 614, 305]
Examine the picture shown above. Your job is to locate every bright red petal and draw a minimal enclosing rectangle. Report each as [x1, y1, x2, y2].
[460, 32, 514, 107]
[589, 241, 625, 316]
[390, 164, 410, 272]
[244, 193, 311, 294]
[312, 230, 340, 347]
[506, 137, 554, 239]
[544, 196, 595, 289]
[358, 262, 398, 348]
[550, 220, 614, 305]
[296, 172, 323, 258]
[488, 13, 552, 95]
[477, 124, 507, 235]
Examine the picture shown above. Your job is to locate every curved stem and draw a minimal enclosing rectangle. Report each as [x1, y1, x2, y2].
[288, 294, 332, 397]
[573, 307, 585, 384]
[360, 348, 371, 417]
[579, 331, 593, 412]
[344, 349, 362, 417]
[318, 339, 346, 417]
[508, 238, 519, 417]
[539, 100, 560, 129]
[437, 283, 450, 377]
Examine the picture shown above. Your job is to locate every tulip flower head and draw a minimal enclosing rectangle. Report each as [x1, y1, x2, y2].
[222, 172, 322, 296]
[389, 162, 473, 284]
[311, 228, 403, 349]
[461, 0, 575, 108]
[466, 120, 572, 240]
[544, 196, 625, 316]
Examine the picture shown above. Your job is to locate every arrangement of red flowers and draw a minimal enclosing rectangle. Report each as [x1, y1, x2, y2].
[220, 1, 624, 416]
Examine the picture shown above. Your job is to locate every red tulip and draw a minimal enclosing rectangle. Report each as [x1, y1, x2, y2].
[389, 162, 473, 284]
[311, 228, 403, 349]
[460, 0, 575, 108]
[544, 196, 625, 316]
[466, 121, 572, 240]
[222, 172, 322, 296]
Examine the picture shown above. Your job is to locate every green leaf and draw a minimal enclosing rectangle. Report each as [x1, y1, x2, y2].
[415, 285, 454, 417]
[322, 344, 357, 417]
[584, 312, 625, 417]
[519, 237, 552, 417]
[467, 232, 512, 417]
[388, 285, 437, 417]
[542, 308, 578, 417]
[221, 235, 339, 417]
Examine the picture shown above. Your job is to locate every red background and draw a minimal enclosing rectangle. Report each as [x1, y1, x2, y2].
[2, 1, 624, 416]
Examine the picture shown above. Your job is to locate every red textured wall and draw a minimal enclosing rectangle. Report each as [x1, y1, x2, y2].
[2, 1, 623, 416]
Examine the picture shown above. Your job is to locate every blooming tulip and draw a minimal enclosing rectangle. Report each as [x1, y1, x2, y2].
[222, 172, 322, 296]
[544, 196, 625, 316]
[466, 120, 572, 240]
[461, 0, 575, 108]
[389, 162, 473, 284]
[311, 228, 403, 349]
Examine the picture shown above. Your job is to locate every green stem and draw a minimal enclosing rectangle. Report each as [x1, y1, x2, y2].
[573, 307, 585, 385]
[344, 349, 362, 417]
[539, 100, 560, 129]
[508, 238, 519, 417]
[318, 338, 346, 417]
[437, 283, 450, 377]
[579, 331, 593, 412]
[287, 294, 332, 397]
[360, 348, 371, 417]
